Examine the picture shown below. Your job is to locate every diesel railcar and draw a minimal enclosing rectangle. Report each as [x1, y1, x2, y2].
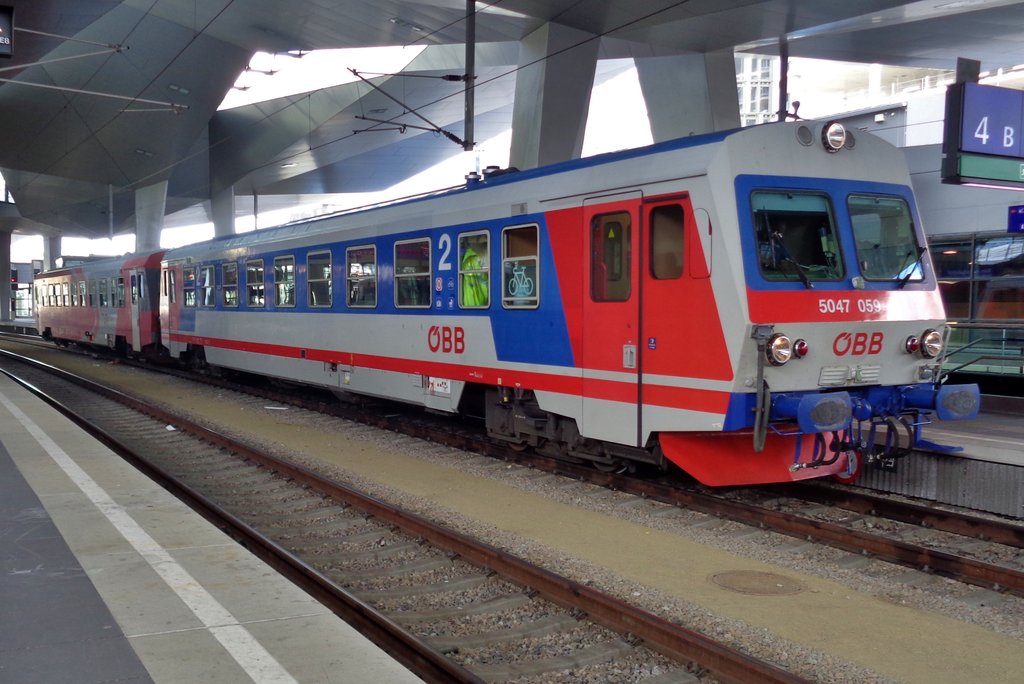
[37, 122, 980, 485]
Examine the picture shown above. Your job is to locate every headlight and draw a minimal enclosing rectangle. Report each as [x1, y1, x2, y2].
[921, 329, 943, 358]
[766, 333, 793, 366]
[822, 121, 846, 152]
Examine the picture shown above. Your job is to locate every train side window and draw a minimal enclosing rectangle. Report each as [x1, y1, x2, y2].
[650, 205, 684, 280]
[307, 251, 332, 308]
[49, 283, 55, 307]
[77, 281, 86, 306]
[167, 269, 176, 304]
[199, 266, 215, 307]
[88, 281, 95, 307]
[346, 245, 377, 308]
[183, 267, 196, 307]
[590, 212, 631, 301]
[459, 231, 490, 308]
[246, 260, 264, 307]
[395, 239, 431, 308]
[501, 224, 539, 309]
[274, 256, 295, 307]
[131, 274, 139, 304]
[98, 279, 108, 307]
[222, 263, 239, 307]
[61, 282, 69, 306]
[117, 277, 126, 307]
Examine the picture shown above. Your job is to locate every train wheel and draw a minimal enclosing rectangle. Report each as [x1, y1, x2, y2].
[833, 450, 862, 485]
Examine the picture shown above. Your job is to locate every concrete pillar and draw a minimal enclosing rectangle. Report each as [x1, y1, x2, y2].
[635, 50, 741, 142]
[0, 230, 10, 321]
[135, 180, 168, 253]
[44, 235, 61, 271]
[508, 23, 599, 170]
[212, 185, 236, 238]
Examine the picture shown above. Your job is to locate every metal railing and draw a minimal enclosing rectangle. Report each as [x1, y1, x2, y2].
[943, 322, 1024, 378]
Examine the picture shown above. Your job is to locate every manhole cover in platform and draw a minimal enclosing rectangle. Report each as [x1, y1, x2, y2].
[710, 570, 805, 596]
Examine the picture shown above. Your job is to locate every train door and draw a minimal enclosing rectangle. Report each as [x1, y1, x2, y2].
[128, 268, 144, 352]
[581, 193, 641, 446]
[640, 196, 731, 436]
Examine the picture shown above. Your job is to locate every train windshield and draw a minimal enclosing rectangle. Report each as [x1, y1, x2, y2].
[752, 191, 843, 284]
[849, 195, 923, 283]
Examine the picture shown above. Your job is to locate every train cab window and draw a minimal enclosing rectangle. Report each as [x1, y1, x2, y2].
[274, 256, 296, 307]
[307, 251, 332, 308]
[849, 195, 923, 283]
[222, 263, 239, 307]
[650, 205, 684, 280]
[183, 267, 196, 307]
[77, 281, 86, 306]
[346, 246, 377, 308]
[591, 212, 631, 302]
[395, 239, 430, 308]
[459, 231, 490, 308]
[752, 191, 843, 282]
[98, 279, 109, 307]
[117, 277, 126, 307]
[246, 260, 264, 307]
[199, 266, 215, 307]
[502, 224, 539, 309]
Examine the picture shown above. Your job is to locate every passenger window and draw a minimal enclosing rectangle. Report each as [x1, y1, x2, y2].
[183, 267, 196, 307]
[501, 224, 539, 309]
[98, 279, 108, 307]
[274, 256, 295, 307]
[650, 205, 684, 280]
[307, 251, 332, 308]
[88, 281, 95, 307]
[131, 274, 139, 304]
[459, 231, 490, 308]
[246, 260, 264, 307]
[199, 266, 215, 307]
[79, 281, 86, 306]
[117, 277, 126, 307]
[61, 282, 69, 307]
[591, 212, 631, 301]
[346, 246, 377, 308]
[395, 239, 431, 308]
[222, 263, 238, 307]
[167, 270, 176, 304]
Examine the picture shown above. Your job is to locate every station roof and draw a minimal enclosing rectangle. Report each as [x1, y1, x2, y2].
[3, 0, 1024, 240]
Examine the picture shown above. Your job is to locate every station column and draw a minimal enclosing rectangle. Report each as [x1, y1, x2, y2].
[508, 23, 599, 170]
[135, 181, 168, 253]
[0, 230, 10, 322]
[211, 185, 236, 238]
[635, 50, 741, 141]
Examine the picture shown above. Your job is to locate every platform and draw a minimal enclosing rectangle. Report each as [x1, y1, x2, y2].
[0, 373, 419, 684]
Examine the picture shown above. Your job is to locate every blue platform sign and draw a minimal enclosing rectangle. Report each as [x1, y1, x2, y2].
[0, 6, 12, 59]
[960, 83, 1024, 157]
[1010, 205, 1024, 233]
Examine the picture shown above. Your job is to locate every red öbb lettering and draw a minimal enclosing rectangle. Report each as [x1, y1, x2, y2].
[833, 331, 884, 356]
[428, 326, 465, 354]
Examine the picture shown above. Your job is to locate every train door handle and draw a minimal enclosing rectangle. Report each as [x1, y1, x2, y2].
[623, 344, 637, 369]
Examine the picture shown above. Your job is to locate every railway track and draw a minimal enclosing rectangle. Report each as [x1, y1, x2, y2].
[4, 338, 1023, 597]
[0, 350, 806, 684]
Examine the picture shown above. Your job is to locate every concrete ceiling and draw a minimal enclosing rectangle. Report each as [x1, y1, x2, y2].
[3, 0, 1024, 240]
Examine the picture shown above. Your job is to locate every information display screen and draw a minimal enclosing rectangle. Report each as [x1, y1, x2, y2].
[0, 6, 11, 58]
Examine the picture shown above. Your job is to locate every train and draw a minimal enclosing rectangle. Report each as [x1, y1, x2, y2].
[34, 121, 980, 486]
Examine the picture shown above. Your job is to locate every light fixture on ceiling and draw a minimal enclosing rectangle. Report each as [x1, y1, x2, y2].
[368, 108, 387, 114]
[389, 17, 425, 33]
[280, 162, 297, 168]
[168, 83, 190, 95]
[135, 148, 154, 157]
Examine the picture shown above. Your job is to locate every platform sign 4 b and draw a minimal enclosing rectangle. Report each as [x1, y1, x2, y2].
[943, 82, 1024, 189]
[0, 6, 12, 59]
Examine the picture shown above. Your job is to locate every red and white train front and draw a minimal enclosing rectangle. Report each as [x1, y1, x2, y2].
[658, 122, 979, 485]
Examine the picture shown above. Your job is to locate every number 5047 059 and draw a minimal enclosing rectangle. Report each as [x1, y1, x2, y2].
[817, 298, 885, 315]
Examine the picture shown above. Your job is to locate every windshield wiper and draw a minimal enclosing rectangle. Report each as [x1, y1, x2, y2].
[771, 231, 813, 289]
[896, 246, 926, 289]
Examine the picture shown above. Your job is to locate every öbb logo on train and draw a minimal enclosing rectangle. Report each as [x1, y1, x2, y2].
[833, 331, 884, 356]
[428, 325, 465, 353]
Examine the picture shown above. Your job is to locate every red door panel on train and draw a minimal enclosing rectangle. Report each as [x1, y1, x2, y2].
[581, 193, 641, 446]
